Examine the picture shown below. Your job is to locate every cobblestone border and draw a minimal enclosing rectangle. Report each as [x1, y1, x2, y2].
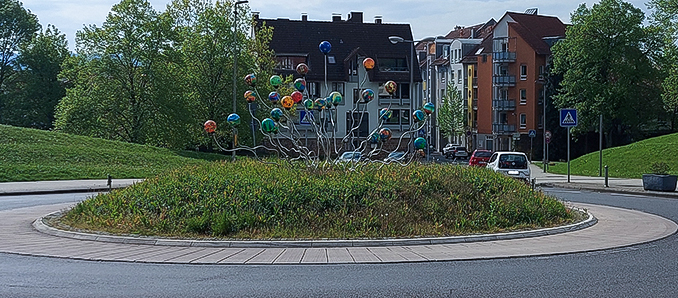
[33, 208, 596, 248]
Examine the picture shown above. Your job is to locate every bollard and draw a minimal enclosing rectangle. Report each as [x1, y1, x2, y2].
[107, 174, 112, 190]
[531, 178, 536, 190]
[604, 165, 609, 188]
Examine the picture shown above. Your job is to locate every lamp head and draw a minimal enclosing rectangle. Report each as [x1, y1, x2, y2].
[389, 36, 405, 44]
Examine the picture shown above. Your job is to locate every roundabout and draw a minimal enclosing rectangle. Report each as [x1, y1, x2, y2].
[0, 200, 674, 264]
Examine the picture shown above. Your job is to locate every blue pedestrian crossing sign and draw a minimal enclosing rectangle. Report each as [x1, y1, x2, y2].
[559, 108, 578, 127]
[528, 129, 537, 138]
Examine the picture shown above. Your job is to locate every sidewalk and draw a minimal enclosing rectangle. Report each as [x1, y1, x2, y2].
[0, 179, 142, 196]
[530, 163, 678, 199]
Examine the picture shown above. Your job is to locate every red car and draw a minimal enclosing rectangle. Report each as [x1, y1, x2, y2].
[468, 150, 493, 167]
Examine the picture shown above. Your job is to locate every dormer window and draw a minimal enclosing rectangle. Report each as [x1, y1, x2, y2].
[378, 58, 408, 71]
[327, 56, 336, 64]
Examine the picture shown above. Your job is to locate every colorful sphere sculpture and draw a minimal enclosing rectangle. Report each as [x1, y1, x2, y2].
[363, 58, 375, 71]
[379, 108, 393, 120]
[369, 133, 380, 144]
[303, 98, 314, 110]
[413, 109, 426, 122]
[414, 137, 427, 150]
[281, 96, 294, 109]
[379, 128, 392, 142]
[227, 113, 240, 127]
[314, 98, 327, 110]
[269, 75, 283, 88]
[204, 120, 216, 133]
[268, 91, 280, 104]
[261, 118, 278, 133]
[244, 90, 256, 103]
[319, 41, 332, 54]
[361, 89, 375, 103]
[296, 63, 309, 75]
[384, 81, 397, 95]
[291, 91, 303, 103]
[294, 78, 306, 92]
[423, 102, 435, 114]
[329, 91, 342, 106]
[270, 108, 283, 121]
[244, 73, 256, 86]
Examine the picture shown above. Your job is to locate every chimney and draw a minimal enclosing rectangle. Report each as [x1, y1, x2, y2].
[252, 11, 260, 21]
[301, 13, 307, 21]
[374, 15, 382, 24]
[348, 11, 363, 23]
[332, 13, 341, 22]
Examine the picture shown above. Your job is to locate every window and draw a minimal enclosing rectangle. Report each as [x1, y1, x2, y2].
[443, 45, 450, 58]
[332, 82, 344, 95]
[538, 114, 543, 129]
[308, 82, 320, 98]
[520, 89, 527, 105]
[538, 65, 545, 80]
[520, 65, 527, 80]
[378, 58, 408, 71]
[451, 71, 455, 81]
[458, 69, 462, 83]
[327, 56, 336, 64]
[275, 56, 306, 70]
[520, 113, 527, 129]
[383, 109, 410, 127]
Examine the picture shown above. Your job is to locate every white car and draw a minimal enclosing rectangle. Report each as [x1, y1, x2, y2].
[336, 151, 362, 163]
[486, 152, 530, 183]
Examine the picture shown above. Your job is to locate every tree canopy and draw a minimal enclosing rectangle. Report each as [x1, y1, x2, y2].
[551, 0, 664, 146]
[438, 83, 465, 144]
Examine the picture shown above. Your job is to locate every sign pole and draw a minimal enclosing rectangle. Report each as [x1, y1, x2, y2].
[567, 127, 571, 183]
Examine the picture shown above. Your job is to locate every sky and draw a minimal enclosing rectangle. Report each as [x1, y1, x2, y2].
[20, 0, 651, 51]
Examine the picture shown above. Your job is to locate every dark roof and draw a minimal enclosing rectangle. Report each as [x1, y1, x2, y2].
[444, 19, 496, 39]
[257, 14, 422, 83]
[505, 12, 566, 55]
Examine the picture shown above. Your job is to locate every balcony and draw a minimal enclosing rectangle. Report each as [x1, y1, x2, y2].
[492, 51, 516, 63]
[492, 123, 516, 134]
[492, 99, 515, 111]
[493, 75, 516, 87]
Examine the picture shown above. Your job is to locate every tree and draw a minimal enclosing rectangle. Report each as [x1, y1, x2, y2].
[438, 83, 465, 144]
[55, 0, 191, 147]
[551, 0, 663, 147]
[1, 25, 68, 129]
[649, 0, 678, 131]
[0, 0, 39, 90]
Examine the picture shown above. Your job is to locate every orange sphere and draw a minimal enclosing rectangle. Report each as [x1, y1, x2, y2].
[363, 58, 375, 70]
[204, 120, 216, 134]
[281, 96, 294, 109]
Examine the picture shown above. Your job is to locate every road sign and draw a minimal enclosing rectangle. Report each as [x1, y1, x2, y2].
[545, 130, 552, 139]
[512, 132, 520, 140]
[528, 129, 537, 138]
[560, 108, 578, 127]
[299, 110, 315, 125]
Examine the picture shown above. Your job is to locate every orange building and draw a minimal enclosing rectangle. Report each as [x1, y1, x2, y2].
[473, 11, 565, 153]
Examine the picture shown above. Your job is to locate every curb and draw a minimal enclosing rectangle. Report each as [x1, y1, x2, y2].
[33, 209, 596, 248]
[0, 187, 115, 197]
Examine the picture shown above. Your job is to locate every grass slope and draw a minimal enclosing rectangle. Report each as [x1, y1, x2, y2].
[0, 125, 226, 182]
[547, 132, 678, 178]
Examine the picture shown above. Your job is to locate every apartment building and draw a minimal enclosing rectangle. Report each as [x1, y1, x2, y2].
[256, 12, 422, 150]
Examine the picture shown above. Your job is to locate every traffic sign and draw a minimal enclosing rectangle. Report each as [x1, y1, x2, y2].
[545, 130, 552, 139]
[512, 132, 521, 140]
[528, 129, 537, 138]
[560, 108, 578, 127]
[299, 110, 315, 125]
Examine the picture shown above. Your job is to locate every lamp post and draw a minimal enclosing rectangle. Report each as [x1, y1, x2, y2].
[232, 0, 248, 160]
[389, 35, 434, 159]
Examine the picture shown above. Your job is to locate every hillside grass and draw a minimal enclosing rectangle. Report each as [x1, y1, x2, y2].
[546, 132, 678, 178]
[0, 125, 227, 182]
[61, 160, 576, 239]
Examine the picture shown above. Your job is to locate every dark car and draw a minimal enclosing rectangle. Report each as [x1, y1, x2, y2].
[468, 150, 493, 167]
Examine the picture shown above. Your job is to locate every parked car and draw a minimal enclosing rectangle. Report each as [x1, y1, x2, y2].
[468, 150, 493, 167]
[486, 151, 530, 183]
[384, 151, 406, 162]
[443, 144, 468, 159]
[336, 151, 362, 163]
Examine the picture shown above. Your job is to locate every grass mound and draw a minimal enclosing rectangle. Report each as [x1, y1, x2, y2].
[547, 132, 678, 178]
[62, 160, 575, 239]
[0, 125, 226, 182]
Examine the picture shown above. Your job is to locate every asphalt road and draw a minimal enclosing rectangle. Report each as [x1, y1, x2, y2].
[1, 189, 677, 297]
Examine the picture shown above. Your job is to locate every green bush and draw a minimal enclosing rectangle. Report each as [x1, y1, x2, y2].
[650, 162, 671, 175]
[62, 160, 574, 239]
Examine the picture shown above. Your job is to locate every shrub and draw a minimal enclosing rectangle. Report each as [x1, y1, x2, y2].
[650, 162, 671, 175]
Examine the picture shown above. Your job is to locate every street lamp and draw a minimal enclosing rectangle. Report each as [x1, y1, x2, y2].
[232, 0, 248, 160]
[390, 35, 435, 159]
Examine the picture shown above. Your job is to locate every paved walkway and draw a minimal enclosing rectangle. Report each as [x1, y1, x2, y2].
[0, 168, 676, 265]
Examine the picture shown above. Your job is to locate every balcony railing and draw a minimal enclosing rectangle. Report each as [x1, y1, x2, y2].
[493, 75, 516, 87]
[492, 123, 516, 134]
[492, 99, 516, 111]
[492, 51, 516, 63]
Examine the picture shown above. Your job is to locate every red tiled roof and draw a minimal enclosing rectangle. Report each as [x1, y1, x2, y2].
[505, 12, 566, 55]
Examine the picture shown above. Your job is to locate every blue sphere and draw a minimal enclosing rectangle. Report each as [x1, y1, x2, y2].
[319, 41, 332, 54]
[414, 137, 427, 150]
